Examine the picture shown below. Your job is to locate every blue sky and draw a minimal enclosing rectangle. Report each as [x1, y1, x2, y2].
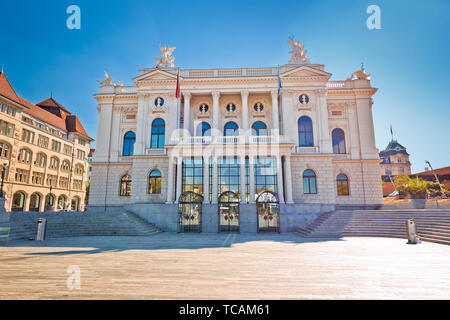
[0, 0, 449, 172]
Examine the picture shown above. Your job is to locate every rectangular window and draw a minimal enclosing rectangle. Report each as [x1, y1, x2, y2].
[59, 177, 69, 188]
[254, 157, 277, 197]
[37, 135, 49, 148]
[73, 179, 83, 190]
[21, 129, 35, 144]
[46, 174, 57, 186]
[31, 172, 44, 185]
[78, 138, 86, 146]
[182, 158, 204, 196]
[77, 149, 86, 160]
[0, 119, 15, 137]
[51, 140, 61, 153]
[63, 144, 73, 156]
[15, 169, 29, 183]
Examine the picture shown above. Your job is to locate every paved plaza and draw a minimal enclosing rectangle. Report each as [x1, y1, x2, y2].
[0, 233, 449, 299]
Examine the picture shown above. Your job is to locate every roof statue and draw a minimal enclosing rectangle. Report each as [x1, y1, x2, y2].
[352, 63, 371, 80]
[155, 42, 176, 68]
[97, 71, 114, 86]
[287, 36, 310, 64]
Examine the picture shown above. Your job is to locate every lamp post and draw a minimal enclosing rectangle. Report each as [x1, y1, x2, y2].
[0, 160, 9, 214]
[425, 160, 444, 195]
[0, 160, 8, 198]
[46, 183, 53, 212]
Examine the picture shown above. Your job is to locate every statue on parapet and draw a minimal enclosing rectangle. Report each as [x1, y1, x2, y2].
[287, 36, 310, 64]
[155, 42, 176, 68]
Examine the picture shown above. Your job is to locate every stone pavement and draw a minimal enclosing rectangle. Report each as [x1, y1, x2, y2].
[0, 233, 449, 299]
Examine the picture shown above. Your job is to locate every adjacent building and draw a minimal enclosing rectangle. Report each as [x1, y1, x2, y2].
[90, 40, 383, 233]
[0, 71, 93, 212]
[379, 139, 411, 177]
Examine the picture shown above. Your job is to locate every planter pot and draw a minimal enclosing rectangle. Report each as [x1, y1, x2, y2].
[410, 198, 426, 209]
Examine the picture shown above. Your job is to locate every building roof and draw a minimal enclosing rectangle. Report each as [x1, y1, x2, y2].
[0, 71, 92, 140]
[415, 166, 450, 176]
[379, 140, 409, 157]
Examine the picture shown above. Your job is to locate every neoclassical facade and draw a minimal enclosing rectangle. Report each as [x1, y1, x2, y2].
[0, 71, 92, 212]
[90, 42, 383, 232]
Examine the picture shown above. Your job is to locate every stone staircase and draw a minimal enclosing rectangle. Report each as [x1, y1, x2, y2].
[7, 211, 161, 242]
[296, 209, 450, 246]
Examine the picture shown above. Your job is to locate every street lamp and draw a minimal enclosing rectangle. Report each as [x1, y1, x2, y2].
[425, 160, 444, 194]
[46, 182, 53, 211]
[0, 160, 9, 198]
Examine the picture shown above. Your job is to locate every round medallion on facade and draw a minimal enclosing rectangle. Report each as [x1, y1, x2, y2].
[155, 97, 165, 107]
[226, 103, 236, 113]
[199, 103, 209, 113]
[299, 94, 309, 105]
[254, 102, 264, 112]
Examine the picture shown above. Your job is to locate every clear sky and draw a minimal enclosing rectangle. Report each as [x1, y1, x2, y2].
[0, 0, 449, 172]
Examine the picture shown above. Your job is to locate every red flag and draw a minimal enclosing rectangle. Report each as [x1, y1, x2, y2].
[175, 69, 180, 99]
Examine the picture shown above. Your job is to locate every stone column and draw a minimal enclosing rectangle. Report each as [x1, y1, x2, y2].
[212, 156, 218, 204]
[276, 156, 285, 203]
[241, 90, 249, 134]
[271, 90, 279, 134]
[176, 157, 183, 202]
[166, 156, 175, 204]
[212, 91, 220, 136]
[183, 92, 191, 136]
[134, 94, 147, 155]
[203, 156, 210, 203]
[347, 102, 361, 160]
[284, 155, 294, 203]
[356, 97, 378, 159]
[93, 102, 113, 162]
[109, 106, 121, 161]
[249, 155, 255, 203]
[316, 89, 332, 153]
[240, 155, 246, 203]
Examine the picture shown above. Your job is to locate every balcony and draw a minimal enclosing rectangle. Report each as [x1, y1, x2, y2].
[168, 135, 292, 146]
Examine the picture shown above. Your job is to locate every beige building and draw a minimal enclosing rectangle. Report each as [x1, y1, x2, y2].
[89, 40, 383, 233]
[379, 140, 411, 177]
[0, 71, 92, 212]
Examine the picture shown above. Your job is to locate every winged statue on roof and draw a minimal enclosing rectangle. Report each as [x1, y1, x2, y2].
[155, 42, 176, 68]
[287, 36, 310, 64]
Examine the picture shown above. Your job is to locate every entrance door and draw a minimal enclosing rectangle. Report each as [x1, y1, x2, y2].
[178, 191, 203, 233]
[218, 191, 240, 233]
[256, 191, 280, 233]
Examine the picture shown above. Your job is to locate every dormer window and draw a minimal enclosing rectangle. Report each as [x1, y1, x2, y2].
[254, 102, 264, 112]
[299, 94, 309, 104]
[226, 103, 236, 113]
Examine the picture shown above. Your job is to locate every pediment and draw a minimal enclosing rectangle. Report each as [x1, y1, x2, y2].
[134, 69, 179, 82]
[281, 65, 331, 79]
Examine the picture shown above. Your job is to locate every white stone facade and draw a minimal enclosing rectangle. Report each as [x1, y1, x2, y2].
[90, 52, 383, 213]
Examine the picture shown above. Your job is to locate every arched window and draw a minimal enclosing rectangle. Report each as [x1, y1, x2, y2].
[252, 121, 267, 136]
[224, 122, 239, 136]
[35, 153, 47, 168]
[336, 174, 349, 196]
[17, 148, 32, 164]
[123, 131, 136, 156]
[120, 174, 132, 196]
[12, 192, 26, 211]
[196, 122, 211, 137]
[49, 157, 59, 170]
[29, 193, 41, 212]
[298, 116, 314, 147]
[74, 164, 84, 175]
[303, 169, 317, 194]
[45, 194, 55, 208]
[151, 118, 165, 148]
[0, 141, 11, 159]
[61, 160, 71, 172]
[332, 128, 346, 154]
[148, 170, 162, 194]
[57, 195, 67, 210]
